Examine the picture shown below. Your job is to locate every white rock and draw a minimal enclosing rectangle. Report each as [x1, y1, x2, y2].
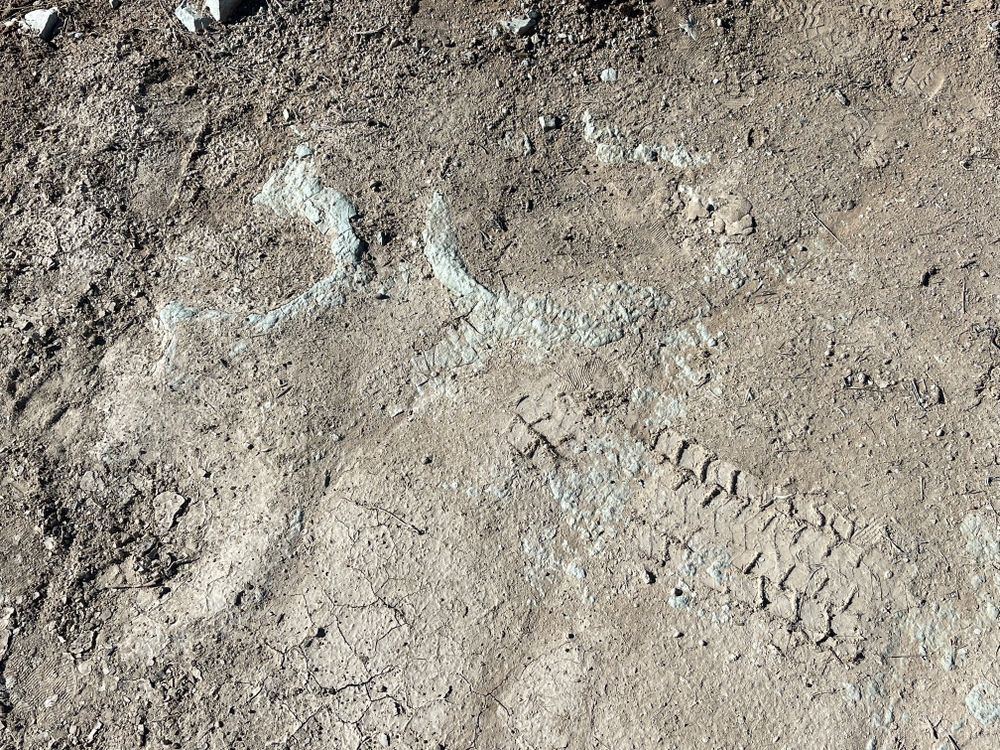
[501, 10, 539, 37]
[175, 3, 209, 32]
[22, 8, 59, 41]
[600, 67, 618, 82]
[539, 115, 560, 132]
[204, 0, 241, 22]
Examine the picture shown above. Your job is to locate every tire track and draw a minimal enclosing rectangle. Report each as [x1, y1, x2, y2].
[645, 429, 915, 648]
[508, 386, 917, 655]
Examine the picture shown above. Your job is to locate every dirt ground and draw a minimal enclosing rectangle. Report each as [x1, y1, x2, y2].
[3, 0, 1000, 747]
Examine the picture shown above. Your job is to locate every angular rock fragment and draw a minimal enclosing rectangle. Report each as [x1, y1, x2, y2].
[205, 0, 241, 22]
[539, 114, 561, 132]
[501, 9, 540, 36]
[22, 8, 59, 41]
[175, 3, 210, 32]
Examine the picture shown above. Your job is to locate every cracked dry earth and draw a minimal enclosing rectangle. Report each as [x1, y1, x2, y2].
[4, 1, 1000, 749]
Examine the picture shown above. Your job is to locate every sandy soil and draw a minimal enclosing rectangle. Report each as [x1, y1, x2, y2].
[3, 1, 1000, 748]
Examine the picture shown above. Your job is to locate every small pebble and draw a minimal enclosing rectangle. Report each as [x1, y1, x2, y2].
[501, 9, 540, 37]
[539, 115, 561, 132]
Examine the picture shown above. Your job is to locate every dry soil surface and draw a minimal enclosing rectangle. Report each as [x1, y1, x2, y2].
[3, 1, 1000, 748]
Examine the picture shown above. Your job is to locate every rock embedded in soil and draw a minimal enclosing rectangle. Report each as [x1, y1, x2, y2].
[539, 114, 561, 132]
[205, 0, 241, 22]
[21, 8, 59, 41]
[175, 3, 210, 32]
[501, 9, 540, 37]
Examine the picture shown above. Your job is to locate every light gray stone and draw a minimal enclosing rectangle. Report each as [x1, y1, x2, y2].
[501, 10, 539, 37]
[22, 8, 59, 41]
[539, 115, 560, 132]
[175, 3, 209, 32]
[204, 0, 241, 22]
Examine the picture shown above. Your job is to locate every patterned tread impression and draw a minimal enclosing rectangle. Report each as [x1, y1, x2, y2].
[506, 386, 921, 661]
[642, 429, 916, 653]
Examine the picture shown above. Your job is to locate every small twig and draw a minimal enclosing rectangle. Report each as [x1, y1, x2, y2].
[354, 23, 388, 36]
[812, 211, 848, 250]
